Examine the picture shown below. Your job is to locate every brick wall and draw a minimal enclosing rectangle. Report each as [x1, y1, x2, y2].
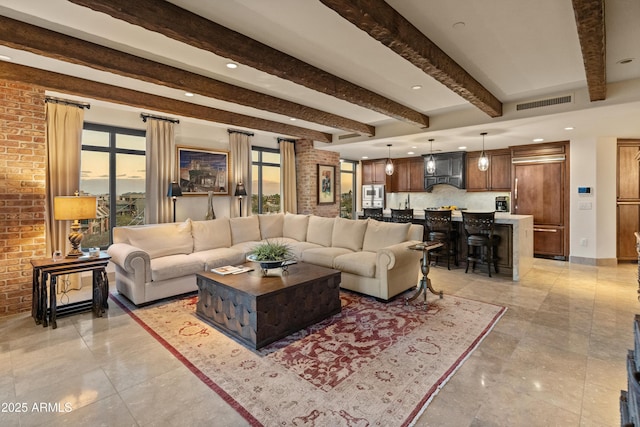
[295, 139, 340, 217]
[0, 80, 46, 317]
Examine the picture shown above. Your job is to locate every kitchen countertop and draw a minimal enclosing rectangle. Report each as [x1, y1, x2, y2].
[359, 210, 533, 223]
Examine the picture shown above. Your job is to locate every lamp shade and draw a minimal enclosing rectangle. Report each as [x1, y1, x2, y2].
[167, 182, 182, 198]
[234, 182, 247, 196]
[54, 195, 97, 220]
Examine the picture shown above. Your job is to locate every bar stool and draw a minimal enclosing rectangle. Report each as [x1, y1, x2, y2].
[362, 207, 383, 221]
[390, 208, 413, 223]
[424, 209, 458, 270]
[461, 211, 500, 277]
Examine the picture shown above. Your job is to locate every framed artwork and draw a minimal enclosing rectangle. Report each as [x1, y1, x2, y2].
[317, 164, 336, 205]
[176, 146, 230, 195]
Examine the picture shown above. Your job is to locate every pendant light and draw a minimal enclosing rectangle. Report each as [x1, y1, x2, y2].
[426, 138, 436, 174]
[385, 144, 394, 176]
[478, 132, 489, 171]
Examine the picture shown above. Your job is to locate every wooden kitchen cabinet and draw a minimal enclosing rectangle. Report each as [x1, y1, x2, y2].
[361, 159, 389, 185]
[617, 140, 640, 260]
[389, 157, 425, 192]
[466, 149, 511, 191]
[424, 152, 466, 190]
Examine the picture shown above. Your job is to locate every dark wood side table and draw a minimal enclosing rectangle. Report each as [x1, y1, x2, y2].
[31, 252, 110, 329]
[406, 241, 444, 308]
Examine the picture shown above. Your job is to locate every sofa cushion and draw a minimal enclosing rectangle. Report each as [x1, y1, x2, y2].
[362, 220, 411, 252]
[229, 215, 261, 245]
[126, 221, 193, 259]
[190, 247, 247, 270]
[333, 251, 377, 278]
[331, 217, 368, 251]
[301, 247, 352, 269]
[306, 216, 334, 247]
[191, 218, 231, 252]
[258, 213, 284, 239]
[283, 213, 309, 242]
[287, 241, 322, 260]
[149, 254, 203, 281]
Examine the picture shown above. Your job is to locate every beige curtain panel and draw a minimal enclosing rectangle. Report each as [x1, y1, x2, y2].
[145, 118, 175, 224]
[229, 131, 252, 217]
[280, 139, 297, 213]
[45, 101, 85, 290]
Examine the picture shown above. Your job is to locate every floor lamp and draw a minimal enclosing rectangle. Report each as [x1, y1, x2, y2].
[167, 181, 182, 222]
[235, 182, 247, 217]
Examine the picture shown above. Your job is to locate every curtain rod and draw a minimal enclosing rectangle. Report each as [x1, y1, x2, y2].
[227, 128, 255, 137]
[277, 137, 298, 143]
[44, 96, 90, 109]
[140, 113, 180, 124]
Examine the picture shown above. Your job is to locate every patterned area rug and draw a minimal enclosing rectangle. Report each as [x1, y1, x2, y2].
[111, 290, 506, 426]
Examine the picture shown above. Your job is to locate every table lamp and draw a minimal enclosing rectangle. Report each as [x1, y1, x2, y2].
[234, 182, 247, 217]
[167, 181, 182, 222]
[54, 193, 97, 258]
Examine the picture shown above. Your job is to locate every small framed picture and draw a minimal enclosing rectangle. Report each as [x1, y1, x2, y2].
[176, 146, 230, 195]
[317, 164, 336, 205]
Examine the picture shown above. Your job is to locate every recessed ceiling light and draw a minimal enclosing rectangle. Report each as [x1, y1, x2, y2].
[411, 85, 422, 90]
[226, 62, 238, 69]
[411, 146, 417, 149]
[533, 138, 544, 142]
[0, 54, 12, 61]
[458, 146, 467, 150]
[407, 151, 415, 155]
[617, 58, 634, 65]
[361, 156, 369, 159]
[564, 126, 574, 131]
[452, 22, 466, 29]
[184, 92, 194, 97]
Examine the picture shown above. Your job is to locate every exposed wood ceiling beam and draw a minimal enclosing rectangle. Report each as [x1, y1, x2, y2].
[318, 0, 503, 118]
[0, 16, 373, 137]
[571, 0, 606, 101]
[67, 0, 430, 128]
[0, 62, 332, 142]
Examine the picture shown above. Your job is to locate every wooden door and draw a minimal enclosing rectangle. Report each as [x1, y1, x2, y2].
[617, 141, 640, 260]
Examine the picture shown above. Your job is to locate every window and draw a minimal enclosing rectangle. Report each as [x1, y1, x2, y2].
[80, 123, 146, 248]
[251, 147, 281, 214]
[340, 160, 356, 218]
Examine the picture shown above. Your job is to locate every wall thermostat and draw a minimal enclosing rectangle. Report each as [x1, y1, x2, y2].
[578, 187, 591, 194]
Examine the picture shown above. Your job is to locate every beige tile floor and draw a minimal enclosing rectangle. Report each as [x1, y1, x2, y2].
[1, 258, 637, 426]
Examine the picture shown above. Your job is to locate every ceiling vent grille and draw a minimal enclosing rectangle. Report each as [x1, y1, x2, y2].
[338, 133, 361, 140]
[516, 95, 572, 111]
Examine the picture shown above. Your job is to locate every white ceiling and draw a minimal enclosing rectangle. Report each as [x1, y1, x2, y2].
[1, 0, 640, 160]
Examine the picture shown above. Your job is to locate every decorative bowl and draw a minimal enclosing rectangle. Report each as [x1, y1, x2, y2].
[246, 254, 294, 275]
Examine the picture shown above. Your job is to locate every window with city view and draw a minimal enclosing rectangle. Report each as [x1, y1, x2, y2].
[80, 123, 146, 248]
[251, 147, 281, 214]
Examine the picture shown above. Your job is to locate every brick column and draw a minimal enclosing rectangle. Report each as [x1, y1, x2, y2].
[0, 80, 46, 317]
[294, 139, 340, 217]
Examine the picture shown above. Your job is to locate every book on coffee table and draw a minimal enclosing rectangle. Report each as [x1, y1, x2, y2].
[211, 265, 253, 275]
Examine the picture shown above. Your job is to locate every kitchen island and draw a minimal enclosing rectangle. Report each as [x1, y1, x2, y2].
[358, 210, 534, 281]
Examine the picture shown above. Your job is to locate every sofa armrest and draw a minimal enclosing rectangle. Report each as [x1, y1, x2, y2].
[377, 240, 421, 270]
[107, 243, 152, 283]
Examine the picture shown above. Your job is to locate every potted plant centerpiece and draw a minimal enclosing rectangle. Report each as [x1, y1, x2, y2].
[247, 239, 295, 275]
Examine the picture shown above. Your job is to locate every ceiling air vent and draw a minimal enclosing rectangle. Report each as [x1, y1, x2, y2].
[338, 133, 360, 140]
[516, 95, 572, 111]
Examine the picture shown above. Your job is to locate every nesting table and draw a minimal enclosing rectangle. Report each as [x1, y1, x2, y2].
[31, 252, 110, 329]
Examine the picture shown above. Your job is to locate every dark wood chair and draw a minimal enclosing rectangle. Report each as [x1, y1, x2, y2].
[461, 211, 500, 277]
[390, 208, 413, 223]
[424, 209, 458, 270]
[362, 207, 384, 221]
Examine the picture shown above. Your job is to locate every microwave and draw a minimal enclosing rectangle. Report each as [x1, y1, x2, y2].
[362, 184, 384, 207]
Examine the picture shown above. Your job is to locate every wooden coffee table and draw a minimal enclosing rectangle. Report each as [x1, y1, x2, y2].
[196, 262, 341, 349]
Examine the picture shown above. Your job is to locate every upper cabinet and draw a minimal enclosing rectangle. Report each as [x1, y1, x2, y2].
[424, 152, 466, 191]
[465, 149, 511, 192]
[388, 157, 425, 192]
[361, 159, 389, 185]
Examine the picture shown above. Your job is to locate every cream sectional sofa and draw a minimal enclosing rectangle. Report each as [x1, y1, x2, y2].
[107, 213, 424, 305]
